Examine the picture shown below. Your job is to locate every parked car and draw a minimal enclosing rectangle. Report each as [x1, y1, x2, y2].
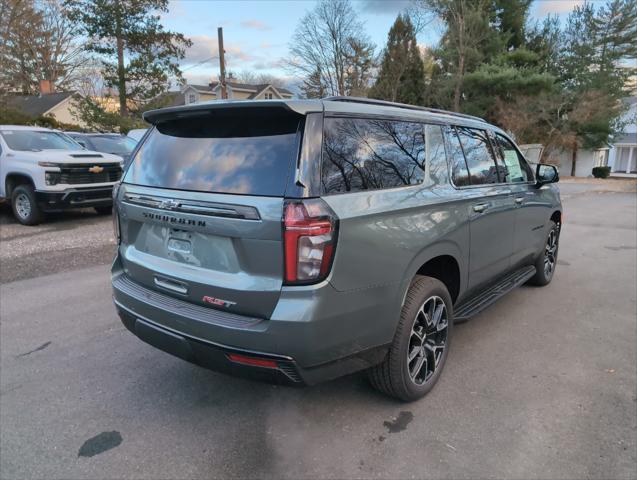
[0, 125, 123, 225]
[111, 97, 562, 401]
[126, 128, 148, 143]
[66, 132, 137, 166]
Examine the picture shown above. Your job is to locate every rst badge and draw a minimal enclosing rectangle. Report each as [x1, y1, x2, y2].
[202, 295, 237, 308]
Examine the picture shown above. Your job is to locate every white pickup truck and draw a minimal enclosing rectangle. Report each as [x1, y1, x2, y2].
[0, 125, 123, 225]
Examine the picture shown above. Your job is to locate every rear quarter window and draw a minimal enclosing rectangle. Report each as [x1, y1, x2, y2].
[123, 110, 301, 196]
[322, 117, 449, 194]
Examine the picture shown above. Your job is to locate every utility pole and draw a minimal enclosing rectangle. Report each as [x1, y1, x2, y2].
[217, 27, 227, 100]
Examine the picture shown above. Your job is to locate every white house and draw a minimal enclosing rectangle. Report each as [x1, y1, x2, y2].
[4, 90, 83, 126]
[180, 81, 294, 105]
[608, 97, 637, 176]
[552, 96, 636, 177]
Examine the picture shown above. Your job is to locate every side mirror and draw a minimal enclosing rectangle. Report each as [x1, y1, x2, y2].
[536, 164, 559, 185]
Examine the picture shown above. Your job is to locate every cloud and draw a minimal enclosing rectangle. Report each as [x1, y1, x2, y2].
[250, 58, 286, 71]
[183, 72, 214, 86]
[535, 0, 584, 16]
[240, 20, 272, 31]
[182, 35, 256, 65]
[358, 0, 411, 14]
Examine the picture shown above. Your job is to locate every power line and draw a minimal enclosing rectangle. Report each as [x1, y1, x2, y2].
[180, 56, 219, 73]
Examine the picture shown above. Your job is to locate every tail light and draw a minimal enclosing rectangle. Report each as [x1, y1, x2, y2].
[112, 183, 120, 244]
[227, 353, 278, 369]
[113, 209, 120, 244]
[283, 199, 338, 285]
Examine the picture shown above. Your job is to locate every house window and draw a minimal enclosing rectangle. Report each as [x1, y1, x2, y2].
[264, 93, 273, 100]
[188, 93, 196, 104]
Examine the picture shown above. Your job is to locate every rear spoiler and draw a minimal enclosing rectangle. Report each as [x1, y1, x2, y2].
[143, 100, 322, 125]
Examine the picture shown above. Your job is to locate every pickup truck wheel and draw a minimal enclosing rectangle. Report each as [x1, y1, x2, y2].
[528, 222, 559, 286]
[11, 185, 43, 226]
[94, 206, 112, 215]
[368, 276, 453, 401]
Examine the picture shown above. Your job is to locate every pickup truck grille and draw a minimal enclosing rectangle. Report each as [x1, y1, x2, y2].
[58, 163, 122, 184]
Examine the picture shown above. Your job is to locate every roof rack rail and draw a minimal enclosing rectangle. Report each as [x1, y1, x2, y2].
[323, 96, 485, 123]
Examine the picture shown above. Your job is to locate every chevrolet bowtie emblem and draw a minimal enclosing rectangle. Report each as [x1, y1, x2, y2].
[88, 165, 104, 173]
[159, 199, 180, 210]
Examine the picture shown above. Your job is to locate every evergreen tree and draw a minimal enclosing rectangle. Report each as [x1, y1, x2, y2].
[418, 0, 507, 111]
[369, 14, 426, 105]
[345, 38, 375, 97]
[301, 68, 327, 99]
[420, 0, 550, 118]
[494, 0, 532, 49]
[65, 0, 191, 116]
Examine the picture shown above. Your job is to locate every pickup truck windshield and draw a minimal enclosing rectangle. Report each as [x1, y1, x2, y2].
[0, 130, 79, 151]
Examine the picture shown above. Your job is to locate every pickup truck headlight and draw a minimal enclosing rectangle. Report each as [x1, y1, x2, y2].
[45, 172, 61, 185]
[38, 161, 62, 167]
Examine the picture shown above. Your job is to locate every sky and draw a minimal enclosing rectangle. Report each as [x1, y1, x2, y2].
[161, 0, 588, 90]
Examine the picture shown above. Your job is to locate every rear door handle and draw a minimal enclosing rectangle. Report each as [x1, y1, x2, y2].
[473, 203, 489, 213]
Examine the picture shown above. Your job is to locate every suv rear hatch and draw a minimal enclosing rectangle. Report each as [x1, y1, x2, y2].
[117, 105, 303, 319]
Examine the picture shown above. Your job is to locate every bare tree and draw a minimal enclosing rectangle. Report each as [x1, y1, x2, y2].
[228, 70, 289, 89]
[287, 0, 375, 97]
[30, 0, 86, 90]
[0, 0, 87, 94]
[0, 0, 40, 93]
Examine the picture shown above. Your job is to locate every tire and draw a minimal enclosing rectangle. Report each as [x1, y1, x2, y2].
[11, 184, 43, 226]
[94, 206, 112, 215]
[528, 221, 559, 286]
[368, 276, 453, 401]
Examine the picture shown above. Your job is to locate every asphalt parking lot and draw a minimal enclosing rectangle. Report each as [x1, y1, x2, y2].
[1, 180, 636, 479]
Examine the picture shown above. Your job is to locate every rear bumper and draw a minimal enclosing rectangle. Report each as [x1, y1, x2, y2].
[116, 304, 305, 384]
[35, 186, 114, 211]
[111, 255, 398, 385]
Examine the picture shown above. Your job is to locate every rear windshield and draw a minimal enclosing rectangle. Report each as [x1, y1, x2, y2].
[124, 109, 301, 196]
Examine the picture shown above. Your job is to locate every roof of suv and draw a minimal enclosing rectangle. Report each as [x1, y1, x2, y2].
[142, 97, 492, 130]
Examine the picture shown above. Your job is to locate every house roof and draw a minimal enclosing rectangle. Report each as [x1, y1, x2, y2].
[614, 132, 637, 145]
[3, 92, 77, 117]
[183, 84, 211, 93]
[209, 81, 293, 96]
[152, 91, 185, 107]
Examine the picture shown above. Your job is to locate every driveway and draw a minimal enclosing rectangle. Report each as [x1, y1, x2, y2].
[1, 184, 635, 479]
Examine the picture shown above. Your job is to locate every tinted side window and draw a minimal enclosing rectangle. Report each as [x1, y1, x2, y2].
[445, 126, 470, 187]
[322, 118, 426, 194]
[456, 127, 499, 185]
[494, 133, 533, 183]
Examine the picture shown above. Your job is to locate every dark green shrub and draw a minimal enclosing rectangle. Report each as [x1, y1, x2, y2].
[592, 166, 611, 178]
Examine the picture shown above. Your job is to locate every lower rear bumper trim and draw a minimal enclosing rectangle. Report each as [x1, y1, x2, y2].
[115, 299, 302, 384]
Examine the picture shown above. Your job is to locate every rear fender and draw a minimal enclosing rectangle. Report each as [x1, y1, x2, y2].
[398, 240, 467, 313]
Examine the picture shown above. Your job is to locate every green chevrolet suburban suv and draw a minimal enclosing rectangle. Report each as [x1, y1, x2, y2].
[111, 97, 561, 401]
